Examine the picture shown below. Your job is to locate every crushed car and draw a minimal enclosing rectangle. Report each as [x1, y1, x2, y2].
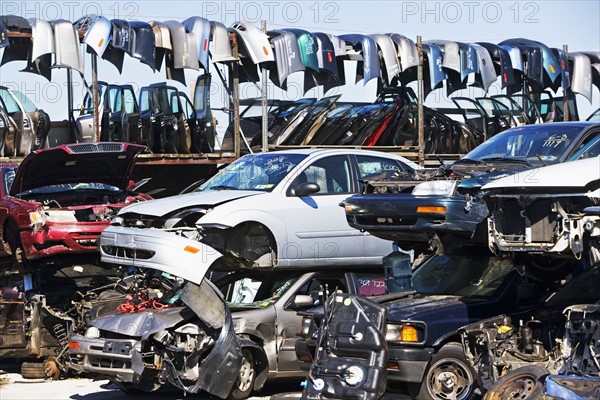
[0, 259, 128, 378]
[0, 142, 151, 263]
[68, 261, 243, 399]
[69, 260, 386, 399]
[460, 262, 600, 398]
[99, 149, 419, 270]
[483, 155, 600, 271]
[342, 122, 600, 256]
[297, 250, 554, 400]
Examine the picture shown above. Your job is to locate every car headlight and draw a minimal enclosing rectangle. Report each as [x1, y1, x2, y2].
[386, 322, 426, 344]
[85, 326, 100, 339]
[111, 216, 124, 226]
[29, 210, 47, 231]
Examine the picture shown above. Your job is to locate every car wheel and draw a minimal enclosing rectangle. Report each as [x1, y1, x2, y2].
[518, 255, 576, 282]
[228, 348, 255, 400]
[412, 343, 476, 400]
[20, 362, 49, 379]
[483, 365, 548, 400]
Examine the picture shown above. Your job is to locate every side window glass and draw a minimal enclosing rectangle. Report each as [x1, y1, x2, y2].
[356, 155, 405, 180]
[124, 89, 136, 114]
[108, 88, 122, 112]
[295, 155, 352, 194]
[139, 90, 149, 112]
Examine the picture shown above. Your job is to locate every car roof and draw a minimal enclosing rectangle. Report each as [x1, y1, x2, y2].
[245, 148, 421, 169]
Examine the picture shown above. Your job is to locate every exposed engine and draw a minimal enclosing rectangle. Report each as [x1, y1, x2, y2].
[461, 303, 600, 392]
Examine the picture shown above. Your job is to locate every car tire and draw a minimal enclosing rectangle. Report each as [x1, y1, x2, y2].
[483, 365, 548, 400]
[411, 342, 477, 400]
[20, 362, 49, 379]
[228, 348, 256, 400]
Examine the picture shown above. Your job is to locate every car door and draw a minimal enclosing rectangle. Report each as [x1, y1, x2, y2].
[122, 85, 140, 144]
[283, 154, 362, 265]
[275, 273, 349, 372]
[170, 90, 191, 153]
[138, 87, 155, 151]
[179, 92, 199, 153]
[103, 85, 125, 142]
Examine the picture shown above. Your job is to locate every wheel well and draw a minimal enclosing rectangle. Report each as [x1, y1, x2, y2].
[237, 334, 270, 390]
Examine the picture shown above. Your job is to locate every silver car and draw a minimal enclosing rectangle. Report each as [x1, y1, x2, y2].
[99, 148, 419, 270]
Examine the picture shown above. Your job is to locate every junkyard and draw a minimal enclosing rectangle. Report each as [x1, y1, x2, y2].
[0, 1, 599, 400]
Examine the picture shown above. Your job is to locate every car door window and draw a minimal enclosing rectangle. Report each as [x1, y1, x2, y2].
[108, 87, 122, 112]
[296, 155, 352, 194]
[356, 155, 408, 180]
[139, 89, 150, 112]
[0, 90, 20, 114]
[123, 89, 137, 114]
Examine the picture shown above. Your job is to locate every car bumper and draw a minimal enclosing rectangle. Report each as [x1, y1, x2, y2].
[386, 346, 434, 383]
[344, 195, 488, 242]
[99, 225, 222, 284]
[69, 334, 139, 383]
[21, 223, 107, 260]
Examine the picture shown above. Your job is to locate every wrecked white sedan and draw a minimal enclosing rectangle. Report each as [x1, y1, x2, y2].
[483, 155, 600, 272]
[99, 149, 418, 269]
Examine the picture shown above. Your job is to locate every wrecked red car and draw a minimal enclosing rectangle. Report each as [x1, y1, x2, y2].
[0, 142, 151, 262]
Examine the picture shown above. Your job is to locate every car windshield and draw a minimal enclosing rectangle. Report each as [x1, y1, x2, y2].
[412, 254, 515, 298]
[546, 265, 600, 307]
[225, 275, 299, 309]
[18, 182, 121, 196]
[198, 153, 307, 192]
[461, 125, 587, 164]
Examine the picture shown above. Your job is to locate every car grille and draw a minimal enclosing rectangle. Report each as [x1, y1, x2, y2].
[101, 245, 155, 260]
[88, 356, 132, 370]
[67, 143, 124, 153]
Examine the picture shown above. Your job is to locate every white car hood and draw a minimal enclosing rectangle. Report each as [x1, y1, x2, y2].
[483, 156, 600, 190]
[118, 190, 264, 216]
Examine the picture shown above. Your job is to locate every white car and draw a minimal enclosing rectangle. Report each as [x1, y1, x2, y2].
[483, 155, 600, 273]
[99, 149, 419, 270]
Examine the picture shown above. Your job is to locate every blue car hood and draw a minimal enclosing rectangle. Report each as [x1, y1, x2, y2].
[383, 294, 478, 320]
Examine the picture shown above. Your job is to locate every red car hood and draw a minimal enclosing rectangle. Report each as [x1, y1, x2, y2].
[10, 142, 146, 196]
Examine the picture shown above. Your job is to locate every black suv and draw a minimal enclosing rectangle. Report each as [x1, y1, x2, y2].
[297, 251, 549, 400]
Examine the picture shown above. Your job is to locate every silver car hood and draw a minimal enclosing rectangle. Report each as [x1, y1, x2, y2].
[90, 306, 190, 337]
[118, 190, 264, 217]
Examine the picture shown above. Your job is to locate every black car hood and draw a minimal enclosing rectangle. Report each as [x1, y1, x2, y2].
[383, 294, 479, 320]
[10, 142, 145, 195]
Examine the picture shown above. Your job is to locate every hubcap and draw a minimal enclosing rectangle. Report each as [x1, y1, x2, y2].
[236, 350, 254, 392]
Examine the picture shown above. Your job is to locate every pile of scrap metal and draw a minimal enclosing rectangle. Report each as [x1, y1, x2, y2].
[461, 303, 600, 399]
[2, 15, 599, 154]
[0, 260, 127, 379]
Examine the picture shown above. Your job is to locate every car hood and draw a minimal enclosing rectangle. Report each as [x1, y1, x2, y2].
[455, 166, 534, 191]
[483, 156, 600, 190]
[118, 190, 264, 217]
[90, 306, 193, 338]
[382, 294, 476, 320]
[10, 142, 146, 195]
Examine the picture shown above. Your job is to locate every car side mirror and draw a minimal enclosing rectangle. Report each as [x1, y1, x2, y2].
[292, 182, 320, 197]
[291, 294, 314, 309]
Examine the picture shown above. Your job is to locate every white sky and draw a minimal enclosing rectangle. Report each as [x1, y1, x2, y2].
[0, 0, 599, 133]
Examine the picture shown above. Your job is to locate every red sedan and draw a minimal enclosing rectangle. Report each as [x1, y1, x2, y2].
[0, 142, 152, 262]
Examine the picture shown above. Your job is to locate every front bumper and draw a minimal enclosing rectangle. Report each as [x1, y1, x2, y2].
[386, 345, 434, 383]
[99, 225, 222, 284]
[69, 333, 140, 383]
[344, 195, 488, 243]
[21, 222, 107, 260]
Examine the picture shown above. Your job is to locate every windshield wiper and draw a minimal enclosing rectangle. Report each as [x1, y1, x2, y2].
[209, 185, 239, 191]
[478, 157, 533, 166]
[455, 158, 486, 165]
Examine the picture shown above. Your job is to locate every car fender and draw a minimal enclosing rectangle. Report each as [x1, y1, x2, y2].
[198, 208, 287, 254]
[237, 334, 269, 390]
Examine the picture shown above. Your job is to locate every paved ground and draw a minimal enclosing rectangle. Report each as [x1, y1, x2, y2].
[0, 372, 304, 400]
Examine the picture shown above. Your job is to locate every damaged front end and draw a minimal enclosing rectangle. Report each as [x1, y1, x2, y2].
[71, 249, 242, 398]
[460, 303, 600, 395]
[302, 293, 388, 400]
